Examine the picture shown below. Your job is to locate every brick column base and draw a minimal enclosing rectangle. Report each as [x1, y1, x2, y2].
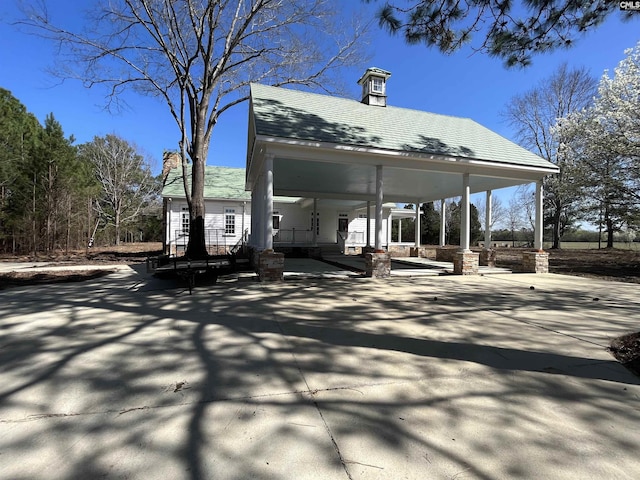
[522, 251, 549, 273]
[479, 248, 496, 268]
[453, 251, 479, 275]
[258, 250, 285, 282]
[410, 247, 420, 257]
[365, 252, 391, 278]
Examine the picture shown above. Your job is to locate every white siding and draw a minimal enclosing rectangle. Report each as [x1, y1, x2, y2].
[165, 198, 393, 253]
[166, 199, 247, 254]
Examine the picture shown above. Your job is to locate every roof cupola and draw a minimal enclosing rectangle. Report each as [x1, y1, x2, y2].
[357, 67, 391, 107]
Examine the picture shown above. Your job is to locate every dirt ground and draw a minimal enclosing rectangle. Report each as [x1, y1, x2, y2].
[0, 243, 163, 288]
[0, 242, 164, 265]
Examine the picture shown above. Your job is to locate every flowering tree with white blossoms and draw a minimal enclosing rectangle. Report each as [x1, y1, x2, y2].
[555, 42, 640, 247]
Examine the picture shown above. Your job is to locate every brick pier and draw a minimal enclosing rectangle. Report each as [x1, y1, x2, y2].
[258, 250, 285, 281]
[479, 248, 496, 268]
[365, 252, 391, 278]
[453, 251, 479, 275]
[522, 251, 549, 274]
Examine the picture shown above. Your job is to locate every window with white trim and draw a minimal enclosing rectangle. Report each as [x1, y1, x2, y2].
[371, 77, 384, 94]
[272, 211, 280, 230]
[181, 207, 189, 233]
[225, 208, 235, 234]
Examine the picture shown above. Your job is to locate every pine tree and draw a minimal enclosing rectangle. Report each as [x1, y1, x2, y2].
[366, 1, 626, 67]
[0, 88, 41, 253]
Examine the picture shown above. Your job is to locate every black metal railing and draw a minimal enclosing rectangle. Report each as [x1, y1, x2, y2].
[173, 228, 243, 256]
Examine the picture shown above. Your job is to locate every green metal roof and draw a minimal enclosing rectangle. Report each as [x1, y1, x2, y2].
[250, 83, 555, 170]
[162, 166, 250, 200]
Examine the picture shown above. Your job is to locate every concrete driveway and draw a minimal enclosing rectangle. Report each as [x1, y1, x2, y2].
[1, 267, 639, 479]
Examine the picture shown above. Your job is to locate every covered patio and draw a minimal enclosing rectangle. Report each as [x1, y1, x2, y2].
[246, 72, 559, 280]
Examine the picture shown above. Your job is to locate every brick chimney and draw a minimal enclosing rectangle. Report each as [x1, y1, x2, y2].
[357, 67, 391, 107]
[161, 151, 181, 185]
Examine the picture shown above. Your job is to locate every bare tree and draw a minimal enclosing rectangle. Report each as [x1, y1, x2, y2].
[502, 63, 597, 249]
[474, 195, 505, 232]
[80, 134, 155, 246]
[505, 194, 525, 248]
[444, 197, 459, 244]
[20, 0, 367, 258]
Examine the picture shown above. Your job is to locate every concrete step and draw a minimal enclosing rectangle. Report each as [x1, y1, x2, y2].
[319, 244, 342, 257]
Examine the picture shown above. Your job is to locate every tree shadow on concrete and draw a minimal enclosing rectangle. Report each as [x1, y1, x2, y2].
[1, 272, 640, 479]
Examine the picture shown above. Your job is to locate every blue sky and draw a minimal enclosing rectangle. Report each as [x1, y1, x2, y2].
[1, 2, 639, 197]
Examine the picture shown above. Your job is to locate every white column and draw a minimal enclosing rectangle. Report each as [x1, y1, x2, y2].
[460, 173, 470, 252]
[167, 198, 172, 251]
[534, 180, 544, 251]
[241, 201, 246, 243]
[484, 190, 492, 249]
[415, 202, 421, 247]
[313, 198, 318, 246]
[439, 199, 446, 247]
[366, 201, 371, 247]
[250, 190, 256, 247]
[264, 154, 274, 250]
[375, 165, 383, 251]
[398, 217, 402, 243]
[256, 176, 264, 249]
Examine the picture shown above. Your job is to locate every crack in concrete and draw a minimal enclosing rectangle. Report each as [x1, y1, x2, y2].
[0, 380, 411, 425]
[268, 309, 354, 480]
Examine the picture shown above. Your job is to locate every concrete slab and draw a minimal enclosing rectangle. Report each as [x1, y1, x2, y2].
[1, 269, 639, 479]
[393, 256, 512, 275]
[322, 255, 511, 277]
[283, 258, 360, 279]
[323, 254, 446, 277]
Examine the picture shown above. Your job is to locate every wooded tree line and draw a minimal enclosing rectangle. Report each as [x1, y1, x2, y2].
[0, 89, 160, 255]
[392, 201, 483, 246]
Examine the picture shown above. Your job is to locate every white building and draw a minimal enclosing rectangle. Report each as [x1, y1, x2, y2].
[162, 164, 413, 256]
[163, 67, 558, 277]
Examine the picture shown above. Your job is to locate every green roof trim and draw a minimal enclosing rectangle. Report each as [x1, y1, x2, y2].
[162, 166, 250, 200]
[250, 83, 555, 170]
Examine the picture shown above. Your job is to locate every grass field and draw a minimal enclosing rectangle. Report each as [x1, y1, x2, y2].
[543, 242, 640, 250]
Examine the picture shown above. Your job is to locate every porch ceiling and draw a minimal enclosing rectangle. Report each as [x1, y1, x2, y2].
[271, 156, 538, 203]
